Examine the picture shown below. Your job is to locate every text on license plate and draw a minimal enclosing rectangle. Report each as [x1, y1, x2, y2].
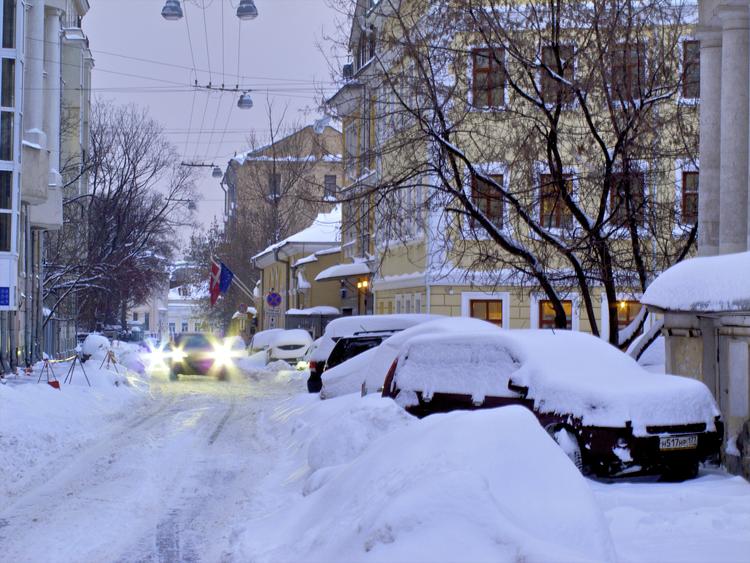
[659, 434, 698, 451]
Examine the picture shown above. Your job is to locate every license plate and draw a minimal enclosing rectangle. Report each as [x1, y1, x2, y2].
[659, 434, 698, 451]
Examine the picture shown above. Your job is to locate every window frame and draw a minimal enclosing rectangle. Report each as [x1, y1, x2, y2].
[681, 39, 700, 100]
[609, 169, 647, 228]
[539, 172, 574, 229]
[469, 299, 504, 326]
[681, 170, 699, 225]
[538, 299, 573, 330]
[540, 44, 576, 107]
[608, 41, 647, 101]
[470, 47, 506, 109]
[470, 174, 505, 231]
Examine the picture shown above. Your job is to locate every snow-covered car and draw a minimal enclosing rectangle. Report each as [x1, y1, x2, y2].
[307, 314, 444, 393]
[249, 328, 285, 354]
[168, 333, 236, 381]
[267, 329, 313, 363]
[382, 329, 723, 479]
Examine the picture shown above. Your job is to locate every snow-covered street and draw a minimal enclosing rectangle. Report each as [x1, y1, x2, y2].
[2, 361, 750, 563]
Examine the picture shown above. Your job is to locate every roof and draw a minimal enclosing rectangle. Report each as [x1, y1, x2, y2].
[253, 206, 341, 268]
[315, 260, 371, 281]
[642, 251, 750, 313]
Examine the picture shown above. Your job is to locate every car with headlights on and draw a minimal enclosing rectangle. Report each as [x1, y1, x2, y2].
[382, 329, 723, 480]
[266, 329, 313, 363]
[168, 333, 236, 381]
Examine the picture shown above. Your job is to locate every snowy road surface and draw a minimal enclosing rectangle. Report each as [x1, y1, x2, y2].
[0, 373, 302, 563]
[2, 367, 750, 562]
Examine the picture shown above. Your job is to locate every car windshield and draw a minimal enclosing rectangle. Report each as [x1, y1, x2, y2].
[176, 334, 212, 350]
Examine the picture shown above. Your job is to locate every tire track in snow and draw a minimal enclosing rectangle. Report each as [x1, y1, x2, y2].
[208, 398, 236, 446]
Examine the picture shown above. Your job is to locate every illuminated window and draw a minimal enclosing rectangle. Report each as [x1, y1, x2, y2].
[470, 299, 503, 326]
[539, 300, 572, 329]
[616, 300, 642, 329]
[539, 174, 573, 229]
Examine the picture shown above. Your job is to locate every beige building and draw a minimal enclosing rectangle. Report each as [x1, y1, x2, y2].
[327, 0, 696, 345]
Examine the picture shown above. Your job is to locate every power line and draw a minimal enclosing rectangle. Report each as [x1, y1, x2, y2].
[201, 0, 213, 85]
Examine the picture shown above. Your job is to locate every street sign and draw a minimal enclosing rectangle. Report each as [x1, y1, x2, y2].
[0, 287, 9, 307]
[266, 292, 282, 308]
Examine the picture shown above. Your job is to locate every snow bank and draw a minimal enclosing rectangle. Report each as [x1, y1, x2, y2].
[0, 367, 146, 500]
[501, 331, 720, 436]
[242, 405, 615, 563]
[286, 306, 340, 316]
[642, 251, 750, 312]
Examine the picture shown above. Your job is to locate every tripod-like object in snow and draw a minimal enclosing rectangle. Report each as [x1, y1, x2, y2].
[64, 355, 90, 387]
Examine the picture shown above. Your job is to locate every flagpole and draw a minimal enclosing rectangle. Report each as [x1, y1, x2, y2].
[213, 256, 256, 302]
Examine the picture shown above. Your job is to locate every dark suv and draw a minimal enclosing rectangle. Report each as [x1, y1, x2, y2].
[307, 330, 398, 392]
[168, 333, 231, 381]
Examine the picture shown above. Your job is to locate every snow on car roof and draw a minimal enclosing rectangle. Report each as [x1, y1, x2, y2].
[496, 330, 720, 436]
[394, 332, 521, 405]
[250, 329, 285, 349]
[269, 329, 313, 347]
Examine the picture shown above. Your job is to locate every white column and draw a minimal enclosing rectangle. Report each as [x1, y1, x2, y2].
[23, 0, 46, 147]
[698, 29, 722, 257]
[44, 9, 62, 177]
[718, 4, 750, 255]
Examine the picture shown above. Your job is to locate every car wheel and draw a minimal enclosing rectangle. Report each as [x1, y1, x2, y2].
[169, 369, 179, 381]
[547, 425, 585, 473]
[217, 369, 228, 382]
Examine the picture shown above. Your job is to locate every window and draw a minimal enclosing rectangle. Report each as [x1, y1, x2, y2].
[1, 58, 14, 108]
[681, 171, 698, 224]
[0, 110, 12, 161]
[415, 293, 422, 314]
[541, 45, 574, 105]
[344, 121, 358, 178]
[472, 48, 505, 108]
[682, 40, 700, 99]
[609, 43, 644, 99]
[471, 175, 504, 229]
[539, 300, 572, 329]
[324, 175, 337, 199]
[539, 174, 573, 229]
[269, 173, 281, 199]
[144, 312, 150, 328]
[0, 170, 11, 252]
[132, 312, 138, 322]
[470, 299, 503, 326]
[610, 171, 646, 226]
[169, 322, 176, 334]
[616, 300, 642, 329]
[2, 0, 15, 50]
[181, 322, 188, 333]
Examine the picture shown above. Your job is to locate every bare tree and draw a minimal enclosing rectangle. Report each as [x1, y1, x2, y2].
[327, 0, 698, 347]
[44, 101, 197, 332]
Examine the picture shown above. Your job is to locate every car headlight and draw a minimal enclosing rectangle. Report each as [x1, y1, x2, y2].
[211, 344, 234, 367]
[171, 348, 187, 362]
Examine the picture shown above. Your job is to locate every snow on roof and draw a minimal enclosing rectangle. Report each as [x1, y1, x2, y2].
[642, 251, 750, 313]
[168, 282, 208, 301]
[315, 245, 341, 256]
[253, 205, 341, 263]
[286, 306, 340, 316]
[315, 261, 371, 281]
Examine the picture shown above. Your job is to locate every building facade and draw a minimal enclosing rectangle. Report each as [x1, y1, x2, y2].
[0, 0, 92, 370]
[327, 0, 696, 346]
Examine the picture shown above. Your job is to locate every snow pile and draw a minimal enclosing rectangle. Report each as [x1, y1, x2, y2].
[253, 205, 341, 260]
[111, 340, 146, 375]
[0, 369, 146, 500]
[642, 251, 750, 312]
[241, 404, 615, 563]
[502, 331, 720, 435]
[268, 329, 313, 349]
[392, 332, 521, 405]
[315, 261, 371, 281]
[81, 333, 110, 359]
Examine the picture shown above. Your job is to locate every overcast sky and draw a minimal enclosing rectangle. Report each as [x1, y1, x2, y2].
[85, 0, 344, 240]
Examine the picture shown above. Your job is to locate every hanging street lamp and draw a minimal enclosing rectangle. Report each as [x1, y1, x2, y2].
[237, 0, 259, 20]
[237, 92, 254, 109]
[161, 0, 184, 21]
[212, 166, 223, 178]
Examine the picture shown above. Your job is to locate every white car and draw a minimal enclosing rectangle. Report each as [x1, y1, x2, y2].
[267, 329, 313, 363]
[249, 328, 285, 354]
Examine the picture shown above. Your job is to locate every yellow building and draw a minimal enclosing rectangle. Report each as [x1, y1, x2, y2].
[327, 0, 698, 346]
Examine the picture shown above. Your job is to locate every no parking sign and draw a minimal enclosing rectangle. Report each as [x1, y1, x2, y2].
[266, 292, 282, 308]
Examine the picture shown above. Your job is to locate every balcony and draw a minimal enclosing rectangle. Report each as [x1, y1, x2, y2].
[21, 141, 50, 205]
